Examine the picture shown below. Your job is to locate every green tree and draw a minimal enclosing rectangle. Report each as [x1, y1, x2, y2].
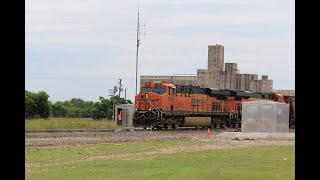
[34, 91, 50, 118]
[25, 90, 50, 119]
[82, 101, 95, 118]
[92, 95, 132, 120]
[92, 97, 111, 120]
[26, 90, 132, 119]
[25, 91, 37, 118]
[51, 101, 68, 117]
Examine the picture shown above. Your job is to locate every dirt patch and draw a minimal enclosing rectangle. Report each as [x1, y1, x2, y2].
[25, 131, 205, 147]
[25, 130, 295, 148]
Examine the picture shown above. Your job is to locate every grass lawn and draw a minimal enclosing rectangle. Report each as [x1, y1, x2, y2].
[26, 140, 295, 180]
[25, 118, 118, 130]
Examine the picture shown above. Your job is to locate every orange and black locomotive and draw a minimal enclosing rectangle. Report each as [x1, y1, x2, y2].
[132, 81, 294, 129]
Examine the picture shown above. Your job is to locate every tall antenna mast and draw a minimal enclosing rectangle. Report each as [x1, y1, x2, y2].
[135, 5, 140, 95]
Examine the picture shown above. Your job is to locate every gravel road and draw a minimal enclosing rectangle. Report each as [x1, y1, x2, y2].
[25, 129, 295, 148]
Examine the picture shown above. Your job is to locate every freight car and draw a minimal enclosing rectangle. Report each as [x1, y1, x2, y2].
[132, 81, 295, 129]
[284, 95, 295, 128]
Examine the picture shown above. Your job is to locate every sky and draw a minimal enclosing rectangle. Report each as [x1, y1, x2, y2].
[25, 0, 295, 103]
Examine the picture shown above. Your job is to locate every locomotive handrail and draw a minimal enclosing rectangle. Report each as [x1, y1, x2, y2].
[223, 103, 236, 120]
[148, 100, 163, 122]
[228, 102, 239, 119]
[148, 101, 160, 117]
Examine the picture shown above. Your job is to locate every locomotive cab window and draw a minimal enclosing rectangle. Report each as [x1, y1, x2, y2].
[169, 87, 175, 95]
[152, 85, 166, 95]
[141, 87, 151, 93]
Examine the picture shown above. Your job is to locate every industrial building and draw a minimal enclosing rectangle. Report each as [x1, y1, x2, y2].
[272, 90, 295, 96]
[141, 44, 273, 93]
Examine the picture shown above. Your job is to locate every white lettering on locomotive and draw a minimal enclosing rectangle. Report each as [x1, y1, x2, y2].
[191, 98, 207, 106]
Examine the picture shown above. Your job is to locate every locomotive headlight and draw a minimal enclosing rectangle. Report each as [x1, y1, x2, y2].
[146, 93, 148, 98]
[149, 108, 152, 111]
[135, 108, 138, 111]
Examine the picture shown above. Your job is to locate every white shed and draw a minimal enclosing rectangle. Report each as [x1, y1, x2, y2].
[241, 100, 289, 133]
[114, 104, 134, 127]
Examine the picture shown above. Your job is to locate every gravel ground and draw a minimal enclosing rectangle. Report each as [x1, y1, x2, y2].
[217, 132, 295, 140]
[25, 129, 295, 148]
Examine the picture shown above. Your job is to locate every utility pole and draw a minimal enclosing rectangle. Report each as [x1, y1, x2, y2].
[125, 88, 127, 100]
[109, 87, 117, 122]
[135, 6, 140, 95]
[118, 79, 122, 98]
[135, 5, 146, 95]
[109, 86, 118, 121]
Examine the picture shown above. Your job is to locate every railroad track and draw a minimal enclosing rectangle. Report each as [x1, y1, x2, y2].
[25, 128, 142, 133]
[25, 127, 241, 133]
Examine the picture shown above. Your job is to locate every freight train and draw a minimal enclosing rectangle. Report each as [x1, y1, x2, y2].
[132, 81, 295, 129]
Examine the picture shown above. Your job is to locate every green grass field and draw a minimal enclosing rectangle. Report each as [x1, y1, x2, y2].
[25, 118, 118, 130]
[26, 140, 295, 180]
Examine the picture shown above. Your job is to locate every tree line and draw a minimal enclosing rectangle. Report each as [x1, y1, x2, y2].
[25, 90, 132, 120]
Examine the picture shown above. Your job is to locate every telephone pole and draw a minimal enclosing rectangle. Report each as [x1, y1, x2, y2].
[135, 5, 146, 95]
[135, 6, 140, 95]
[118, 79, 122, 98]
[125, 88, 127, 100]
[109, 87, 117, 121]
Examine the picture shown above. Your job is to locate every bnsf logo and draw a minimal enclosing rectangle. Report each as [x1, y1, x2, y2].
[191, 98, 207, 106]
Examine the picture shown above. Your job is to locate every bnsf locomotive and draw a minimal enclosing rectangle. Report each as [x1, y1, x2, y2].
[132, 81, 295, 129]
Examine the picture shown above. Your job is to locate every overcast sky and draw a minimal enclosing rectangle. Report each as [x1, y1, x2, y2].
[25, 0, 295, 103]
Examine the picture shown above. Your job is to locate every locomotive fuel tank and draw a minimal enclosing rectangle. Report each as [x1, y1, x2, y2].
[181, 117, 211, 127]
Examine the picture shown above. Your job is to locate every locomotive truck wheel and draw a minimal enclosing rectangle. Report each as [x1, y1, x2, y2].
[220, 123, 224, 129]
[230, 121, 235, 128]
[231, 123, 236, 128]
[213, 123, 217, 129]
[226, 121, 230, 128]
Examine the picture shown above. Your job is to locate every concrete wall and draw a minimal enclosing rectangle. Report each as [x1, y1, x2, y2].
[220, 63, 238, 89]
[207, 45, 224, 88]
[254, 75, 273, 93]
[235, 74, 258, 91]
[197, 69, 209, 87]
